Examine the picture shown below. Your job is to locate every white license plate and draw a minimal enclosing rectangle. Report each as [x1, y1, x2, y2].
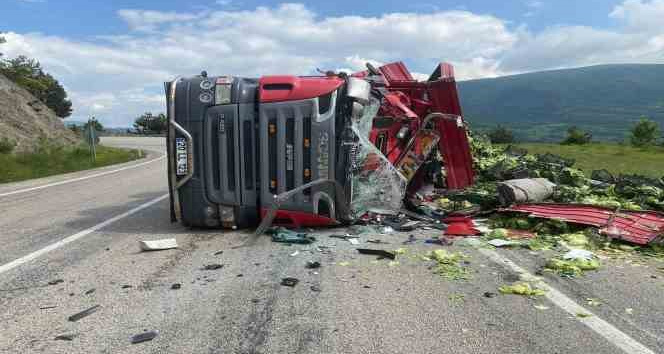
[175, 137, 188, 176]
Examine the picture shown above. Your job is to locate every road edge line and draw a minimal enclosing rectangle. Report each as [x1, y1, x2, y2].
[0, 154, 165, 198]
[0, 193, 169, 275]
[477, 247, 655, 354]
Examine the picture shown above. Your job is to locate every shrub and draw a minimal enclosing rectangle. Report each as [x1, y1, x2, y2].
[0, 137, 16, 154]
[630, 117, 660, 148]
[488, 125, 515, 144]
[562, 126, 592, 145]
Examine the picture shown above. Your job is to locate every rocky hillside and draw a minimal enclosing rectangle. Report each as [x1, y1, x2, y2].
[0, 73, 78, 152]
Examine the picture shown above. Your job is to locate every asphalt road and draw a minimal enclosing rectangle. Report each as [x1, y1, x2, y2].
[1, 136, 663, 354]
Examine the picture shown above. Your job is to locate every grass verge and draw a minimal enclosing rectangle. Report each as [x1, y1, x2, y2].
[0, 144, 142, 184]
[511, 143, 664, 178]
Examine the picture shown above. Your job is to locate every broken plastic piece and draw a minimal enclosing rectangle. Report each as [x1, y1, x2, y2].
[268, 227, 316, 244]
[139, 239, 178, 251]
[68, 305, 101, 322]
[281, 277, 299, 287]
[356, 248, 396, 260]
[54, 334, 76, 341]
[131, 330, 158, 344]
[306, 261, 321, 269]
[202, 264, 224, 270]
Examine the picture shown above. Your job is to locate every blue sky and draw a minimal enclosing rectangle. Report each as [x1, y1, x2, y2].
[2, 0, 664, 126]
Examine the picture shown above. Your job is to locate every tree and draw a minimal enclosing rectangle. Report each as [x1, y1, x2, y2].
[488, 125, 515, 144]
[561, 126, 592, 145]
[630, 117, 660, 147]
[134, 112, 167, 134]
[0, 33, 5, 57]
[0, 55, 72, 118]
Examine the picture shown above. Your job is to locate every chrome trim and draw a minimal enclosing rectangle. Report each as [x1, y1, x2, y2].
[167, 76, 195, 221]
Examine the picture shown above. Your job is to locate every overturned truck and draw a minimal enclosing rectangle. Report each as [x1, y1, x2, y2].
[165, 62, 474, 229]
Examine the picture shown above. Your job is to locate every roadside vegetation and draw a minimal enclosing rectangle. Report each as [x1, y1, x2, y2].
[0, 139, 141, 183]
[506, 143, 664, 178]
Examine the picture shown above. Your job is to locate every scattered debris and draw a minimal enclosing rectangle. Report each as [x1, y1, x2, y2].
[171, 283, 181, 290]
[84, 288, 96, 295]
[130, 330, 159, 344]
[483, 292, 497, 298]
[329, 234, 358, 241]
[357, 248, 396, 260]
[39, 305, 57, 310]
[533, 304, 550, 310]
[487, 239, 521, 247]
[54, 334, 77, 341]
[305, 261, 321, 269]
[562, 249, 594, 261]
[121, 285, 133, 289]
[402, 235, 417, 244]
[379, 226, 395, 234]
[139, 238, 178, 251]
[269, 227, 316, 244]
[625, 308, 634, 315]
[367, 239, 389, 244]
[497, 178, 556, 205]
[498, 283, 546, 296]
[280, 277, 299, 287]
[428, 249, 472, 280]
[546, 255, 599, 277]
[48, 279, 64, 286]
[213, 250, 224, 256]
[444, 216, 480, 236]
[586, 298, 602, 307]
[310, 285, 321, 292]
[425, 237, 453, 246]
[202, 264, 224, 270]
[576, 312, 592, 318]
[290, 250, 300, 257]
[68, 305, 101, 322]
[338, 261, 350, 266]
[506, 204, 664, 246]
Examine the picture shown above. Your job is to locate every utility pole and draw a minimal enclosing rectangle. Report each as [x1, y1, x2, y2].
[88, 116, 97, 163]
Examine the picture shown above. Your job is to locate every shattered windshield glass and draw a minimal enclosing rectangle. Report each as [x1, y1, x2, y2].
[347, 98, 407, 218]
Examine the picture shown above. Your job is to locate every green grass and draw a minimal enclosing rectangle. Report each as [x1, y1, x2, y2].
[511, 143, 664, 178]
[0, 144, 141, 183]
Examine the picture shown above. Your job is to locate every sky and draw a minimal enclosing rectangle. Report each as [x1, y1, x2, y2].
[2, 0, 664, 127]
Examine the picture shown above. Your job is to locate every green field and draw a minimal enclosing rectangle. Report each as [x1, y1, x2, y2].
[511, 143, 664, 178]
[0, 145, 141, 183]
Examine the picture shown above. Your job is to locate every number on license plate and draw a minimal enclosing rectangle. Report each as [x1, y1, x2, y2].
[175, 137, 187, 176]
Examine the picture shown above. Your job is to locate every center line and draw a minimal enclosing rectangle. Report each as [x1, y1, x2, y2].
[0, 193, 169, 275]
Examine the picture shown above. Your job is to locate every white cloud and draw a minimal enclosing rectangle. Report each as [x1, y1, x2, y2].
[2, 1, 664, 126]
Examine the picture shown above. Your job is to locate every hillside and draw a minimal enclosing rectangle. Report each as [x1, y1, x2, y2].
[0, 73, 78, 152]
[458, 64, 664, 142]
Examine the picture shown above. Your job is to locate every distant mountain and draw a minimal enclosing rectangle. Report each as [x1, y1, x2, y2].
[458, 64, 664, 142]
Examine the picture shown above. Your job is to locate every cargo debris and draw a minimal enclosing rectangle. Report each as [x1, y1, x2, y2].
[139, 239, 178, 251]
[505, 203, 664, 245]
[68, 305, 101, 322]
[356, 249, 396, 260]
[130, 330, 158, 344]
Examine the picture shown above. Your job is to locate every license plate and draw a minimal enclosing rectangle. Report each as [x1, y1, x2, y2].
[175, 137, 188, 176]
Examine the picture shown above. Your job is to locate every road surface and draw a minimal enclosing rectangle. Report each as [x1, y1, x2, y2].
[0, 137, 663, 354]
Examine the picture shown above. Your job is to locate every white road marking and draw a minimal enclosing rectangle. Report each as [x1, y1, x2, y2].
[0, 193, 169, 275]
[0, 154, 165, 198]
[477, 248, 655, 354]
